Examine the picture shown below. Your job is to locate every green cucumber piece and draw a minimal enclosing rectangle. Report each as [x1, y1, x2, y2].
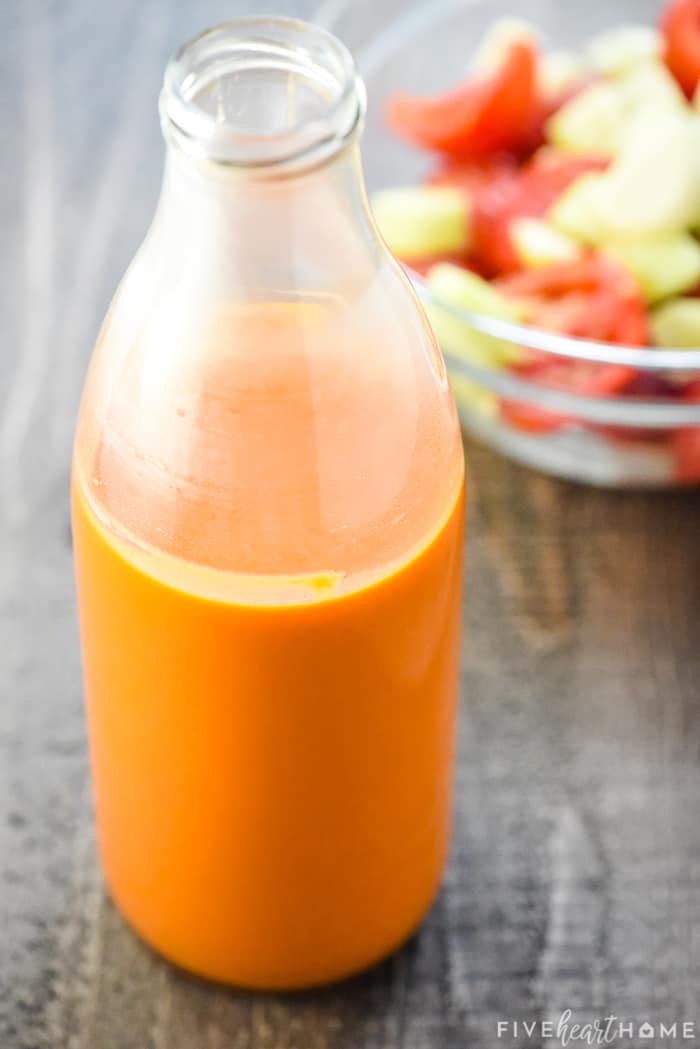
[547, 61, 686, 156]
[586, 26, 663, 76]
[549, 173, 610, 244]
[425, 263, 525, 368]
[602, 111, 700, 236]
[511, 217, 581, 267]
[652, 298, 700, 347]
[606, 235, 700, 303]
[617, 60, 686, 113]
[371, 186, 469, 259]
[539, 50, 586, 96]
[548, 81, 624, 154]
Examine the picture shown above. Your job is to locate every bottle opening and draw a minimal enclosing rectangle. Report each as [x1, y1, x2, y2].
[160, 16, 365, 172]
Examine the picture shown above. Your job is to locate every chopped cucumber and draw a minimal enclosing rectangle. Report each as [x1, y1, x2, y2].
[539, 50, 586, 96]
[605, 235, 700, 303]
[601, 111, 700, 236]
[617, 60, 686, 113]
[586, 26, 663, 76]
[548, 81, 624, 154]
[652, 298, 700, 348]
[548, 173, 610, 244]
[547, 61, 686, 156]
[425, 264, 526, 368]
[473, 17, 538, 74]
[551, 111, 700, 242]
[371, 186, 469, 259]
[511, 217, 581, 267]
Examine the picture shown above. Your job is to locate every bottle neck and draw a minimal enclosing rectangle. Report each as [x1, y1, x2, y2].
[150, 137, 379, 301]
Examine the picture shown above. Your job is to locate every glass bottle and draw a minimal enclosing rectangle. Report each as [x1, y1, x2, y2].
[72, 17, 465, 990]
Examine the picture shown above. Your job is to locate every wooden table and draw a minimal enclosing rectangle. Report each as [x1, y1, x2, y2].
[2, 3, 699, 1047]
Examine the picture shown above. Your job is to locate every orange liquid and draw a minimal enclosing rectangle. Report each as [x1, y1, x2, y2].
[72, 301, 464, 989]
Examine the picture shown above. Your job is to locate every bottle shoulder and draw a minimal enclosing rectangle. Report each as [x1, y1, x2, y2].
[75, 269, 463, 577]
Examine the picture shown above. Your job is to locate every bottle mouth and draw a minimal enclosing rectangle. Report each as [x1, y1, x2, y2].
[160, 16, 365, 173]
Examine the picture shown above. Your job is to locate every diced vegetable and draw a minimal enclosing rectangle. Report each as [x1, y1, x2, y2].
[428, 264, 526, 320]
[511, 217, 581, 267]
[386, 40, 538, 156]
[539, 51, 588, 96]
[550, 110, 700, 242]
[548, 81, 625, 154]
[586, 26, 664, 75]
[651, 297, 700, 346]
[547, 60, 686, 156]
[661, 0, 700, 98]
[425, 264, 526, 367]
[500, 353, 637, 434]
[605, 234, 700, 303]
[617, 58, 687, 111]
[472, 151, 607, 273]
[495, 257, 649, 345]
[548, 172, 610, 244]
[598, 110, 700, 236]
[371, 186, 470, 259]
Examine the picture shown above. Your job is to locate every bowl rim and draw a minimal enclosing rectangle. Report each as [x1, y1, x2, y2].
[413, 279, 700, 425]
[413, 271, 700, 370]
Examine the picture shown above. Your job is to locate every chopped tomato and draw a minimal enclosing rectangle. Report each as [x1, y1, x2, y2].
[500, 400, 569, 433]
[501, 353, 637, 435]
[495, 255, 649, 346]
[386, 41, 538, 157]
[671, 380, 700, 482]
[521, 149, 610, 200]
[514, 355, 636, 395]
[495, 257, 647, 435]
[662, 0, 700, 97]
[470, 171, 530, 273]
[470, 154, 608, 275]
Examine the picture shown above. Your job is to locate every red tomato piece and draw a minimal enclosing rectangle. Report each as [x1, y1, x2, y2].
[500, 400, 569, 434]
[521, 148, 610, 200]
[495, 256, 648, 347]
[470, 153, 609, 275]
[470, 172, 529, 274]
[515, 356, 636, 395]
[661, 0, 700, 97]
[671, 380, 700, 482]
[500, 353, 637, 436]
[386, 41, 538, 157]
[495, 256, 648, 435]
[495, 258, 609, 297]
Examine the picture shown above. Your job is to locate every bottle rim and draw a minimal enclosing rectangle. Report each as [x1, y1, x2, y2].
[160, 16, 366, 174]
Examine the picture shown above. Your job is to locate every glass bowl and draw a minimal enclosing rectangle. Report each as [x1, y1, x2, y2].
[318, 0, 700, 487]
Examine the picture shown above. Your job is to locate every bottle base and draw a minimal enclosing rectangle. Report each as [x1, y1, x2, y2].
[103, 872, 443, 992]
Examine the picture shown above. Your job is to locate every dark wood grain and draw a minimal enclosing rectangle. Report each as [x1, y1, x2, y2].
[2, 3, 700, 1048]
